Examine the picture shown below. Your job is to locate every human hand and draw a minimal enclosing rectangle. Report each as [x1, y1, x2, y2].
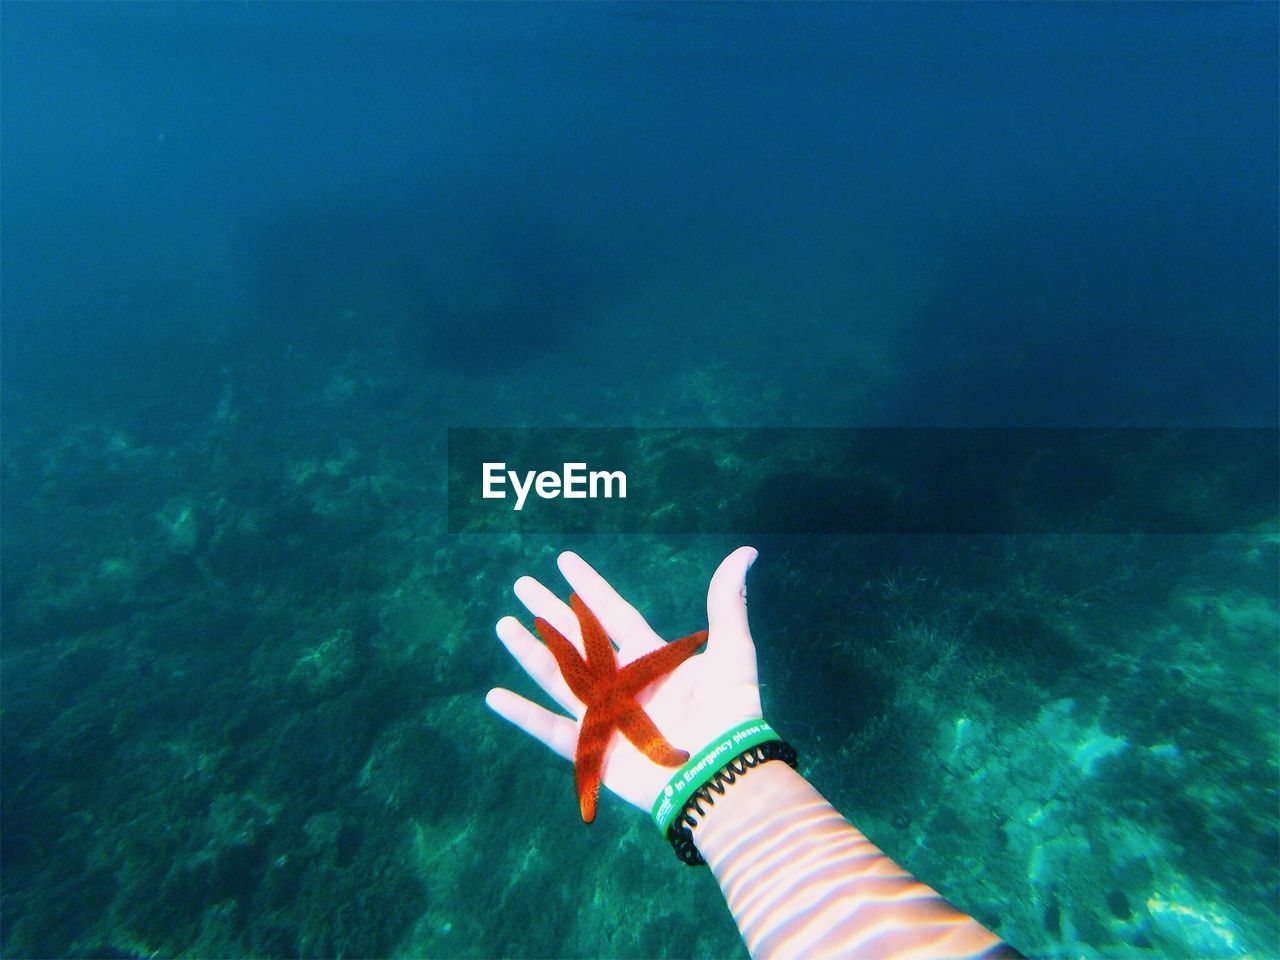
[486, 547, 763, 820]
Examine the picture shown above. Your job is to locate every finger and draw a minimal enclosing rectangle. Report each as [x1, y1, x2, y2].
[485, 688, 577, 763]
[496, 615, 582, 715]
[513, 575, 581, 654]
[706, 546, 759, 657]
[557, 551, 663, 656]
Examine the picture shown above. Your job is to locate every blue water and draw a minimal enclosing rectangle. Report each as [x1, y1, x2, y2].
[2, 4, 1276, 958]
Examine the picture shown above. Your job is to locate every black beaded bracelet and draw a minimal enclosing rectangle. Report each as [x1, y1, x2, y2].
[666, 739, 798, 866]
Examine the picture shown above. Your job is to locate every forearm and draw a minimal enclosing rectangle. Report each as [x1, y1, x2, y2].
[690, 761, 1020, 960]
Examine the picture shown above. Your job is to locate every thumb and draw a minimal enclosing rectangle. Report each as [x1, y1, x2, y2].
[706, 546, 759, 658]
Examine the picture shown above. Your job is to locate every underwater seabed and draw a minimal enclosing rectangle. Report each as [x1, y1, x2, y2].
[2, 324, 1276, 958]
[921, 701, 1263, 958]
[791, 564, 1279, 960]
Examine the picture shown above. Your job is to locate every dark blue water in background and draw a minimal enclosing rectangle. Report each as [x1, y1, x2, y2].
[5, 2, 1275, 429]
[2, 4, 1276, 958]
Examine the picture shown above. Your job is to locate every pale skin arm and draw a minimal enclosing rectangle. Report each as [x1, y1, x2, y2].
[689, 760, 1023, 960]
[489, 548, 1022, 960]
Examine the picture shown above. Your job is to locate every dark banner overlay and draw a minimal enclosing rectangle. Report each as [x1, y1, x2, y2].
[447, 428, 1277, 535]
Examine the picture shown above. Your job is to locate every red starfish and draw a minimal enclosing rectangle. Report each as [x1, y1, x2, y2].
[535, 594, 707, 823]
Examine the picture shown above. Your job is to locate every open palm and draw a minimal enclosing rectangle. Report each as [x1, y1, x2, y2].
[486, 547, 764, 818]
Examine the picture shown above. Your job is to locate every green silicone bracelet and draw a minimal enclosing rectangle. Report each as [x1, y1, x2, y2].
[651, 719, 782, 833]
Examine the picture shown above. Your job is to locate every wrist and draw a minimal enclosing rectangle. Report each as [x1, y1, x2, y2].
[652, 720, 786, 829]
[657, 729, 797, 866]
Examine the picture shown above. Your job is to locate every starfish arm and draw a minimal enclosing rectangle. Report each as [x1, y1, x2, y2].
[574, 706, 612, 823]
[570, 594, 618, 678]
[617, 630, 707, 696]
[615, 696, 690, 767]
[534, 617, 595, 704]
